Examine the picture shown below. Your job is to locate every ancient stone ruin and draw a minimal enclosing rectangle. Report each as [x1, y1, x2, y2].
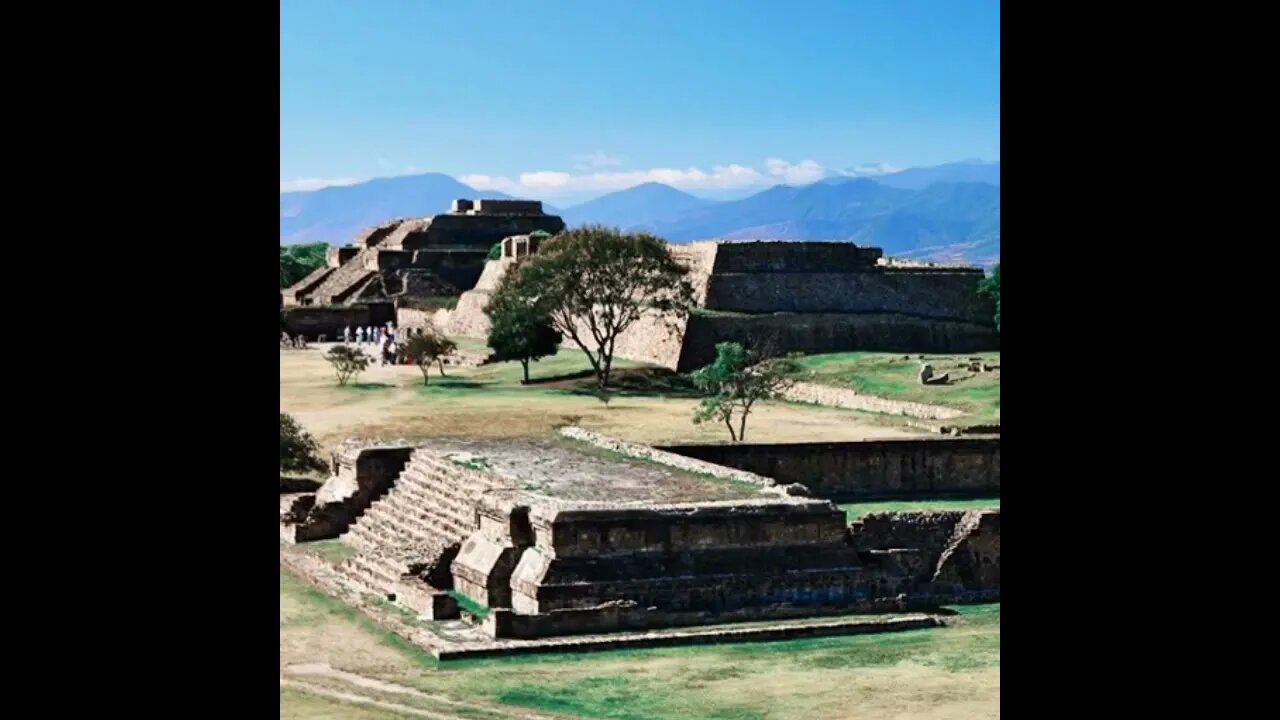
[281, 199, 565, 338]
[281, 430, 1000, 642]
[438, 236, 999, 369]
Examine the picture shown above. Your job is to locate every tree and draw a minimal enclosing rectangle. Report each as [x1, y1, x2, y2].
[280, 413, 327, 475]
[978, 263, 1000, 331]
[689, 341, 800, 442]
[280, 242, 329, 288]
[484, 285, 562, 383]
[325, 345, 368, 386]
[487, 242, 502, 261]
[499, 225, 694, 388]
[401, 329, 458, 384]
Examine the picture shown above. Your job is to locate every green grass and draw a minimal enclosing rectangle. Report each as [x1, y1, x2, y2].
[448, 589, 490, 619]
[797, 351, 1001, 423]
[840, 497, 1000, 521]
[282, 569, 999, 720]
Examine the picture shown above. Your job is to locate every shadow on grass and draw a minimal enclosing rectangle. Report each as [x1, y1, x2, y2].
[415, 379, 493, 392]
[346, 382, 393, 391]
[531, 367, 702, 399]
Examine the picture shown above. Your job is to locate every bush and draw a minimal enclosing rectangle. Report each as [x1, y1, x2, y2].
[280, 413, 327, 475]
[487, 242, 502, 261]
[325, 345, 369, 386]
[401, 328, 457, 384]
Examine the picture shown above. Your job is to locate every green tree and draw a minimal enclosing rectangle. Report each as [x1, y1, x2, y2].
[401, 329, 458, 384]
[978, 263, 1000, 331]
[280, 413, 327, 475]
[484, 286, 562, 384]
[498, 225, 694, 388]
[325, 345, 369, 386]
[280, 242, 329, 288]
[690, 342, 800, 442]
[487, 242, 502, 261]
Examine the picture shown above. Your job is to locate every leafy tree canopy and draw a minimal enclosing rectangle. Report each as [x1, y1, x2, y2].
[498, 225, 694, 387]
[485, 286, 561, 384]
[281, 243, 329, 288]
[690, 341, 800, 442]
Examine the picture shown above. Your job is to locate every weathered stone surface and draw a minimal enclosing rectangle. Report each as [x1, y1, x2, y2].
[285, 199, 563, 308]
[312, 431, 1000, 641]
[658, 438, 1000, 501]
[282, 444, 413, 542]
[781, 380, 964, 420]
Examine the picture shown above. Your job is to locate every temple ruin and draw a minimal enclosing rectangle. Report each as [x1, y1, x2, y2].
[281, 429, 1000, 648]
[436, 235, 998, 369]
[282, 198, 565, 310]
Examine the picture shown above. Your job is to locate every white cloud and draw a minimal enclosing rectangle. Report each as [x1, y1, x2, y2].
[572, 151, 624, 170]
[520, 171, 576, 189]
[459, 174, 519, 192]
[286, 157, 830, 198]
[279, 177, 361, 192]
[836, 162, 901, 177]
[765, 158, 825, 184]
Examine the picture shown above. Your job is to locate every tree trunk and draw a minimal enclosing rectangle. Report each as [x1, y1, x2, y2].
[737, 411, 748, 443]
[723, 414, 738, 442]
[521, 358, 530, 384]
[437, 358, 447, 377]
[599, 345, 613, 388]
[420, 363, 430, 385]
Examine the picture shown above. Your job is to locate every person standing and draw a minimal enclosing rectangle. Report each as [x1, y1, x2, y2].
[343, 325, 351, 343]
[356, 326, 365, 344]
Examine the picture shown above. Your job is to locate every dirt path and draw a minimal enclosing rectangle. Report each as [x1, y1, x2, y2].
[282, 663, 574, 719]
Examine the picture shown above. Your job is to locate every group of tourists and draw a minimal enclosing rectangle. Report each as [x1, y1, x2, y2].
[342, 324, 430, 366]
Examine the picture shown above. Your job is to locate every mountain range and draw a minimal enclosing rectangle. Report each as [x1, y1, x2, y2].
[280, 161, 999, 265]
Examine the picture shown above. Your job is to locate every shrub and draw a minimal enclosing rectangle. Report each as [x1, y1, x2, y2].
[280, 413, 327, 475]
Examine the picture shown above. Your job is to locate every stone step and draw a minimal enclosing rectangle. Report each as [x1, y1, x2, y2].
[375, 495, 469, 540]
[393, 473, 475, 521]
[341, 554, 400, 595]
[381, 485, 473, 533]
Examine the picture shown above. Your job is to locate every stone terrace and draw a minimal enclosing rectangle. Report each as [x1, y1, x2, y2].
[419, 436, 773, 505]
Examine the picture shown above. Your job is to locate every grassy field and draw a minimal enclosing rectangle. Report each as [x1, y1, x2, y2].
[281, 344, 918, 456]
[797, 351, 1000, 424]
[841, 497, 1001, 521]
[281, 570, 1000, 720]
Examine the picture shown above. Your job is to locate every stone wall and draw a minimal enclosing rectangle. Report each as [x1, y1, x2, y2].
[282, 303, 395, 340]
[702, 270, 992, 323]
[396, 307, 435, 329]
[473, 199, 544, 215]
[509, 500, 885, 615]
[395, 213, 566, 252]
[709, 241, 882, 273]
[486, 600, 933, 640]
[656, 438, 1000, 501]
[281, 445, 413, 542]
[780, 381, 965, 420]
[673, 312, 999, 371]
[371, 249, 488, 291]
[326, 246, 360, 267]
[853, 509, 1000, 592]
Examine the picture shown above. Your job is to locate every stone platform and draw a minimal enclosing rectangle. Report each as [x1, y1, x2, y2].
[281, 542, 948, 661]
[280, 429, 1000, 645]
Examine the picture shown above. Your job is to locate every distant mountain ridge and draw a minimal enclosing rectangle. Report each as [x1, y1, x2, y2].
[280, 161, 999, 264]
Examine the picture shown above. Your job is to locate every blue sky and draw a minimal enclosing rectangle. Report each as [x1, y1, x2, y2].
[281, 0, 999, 199]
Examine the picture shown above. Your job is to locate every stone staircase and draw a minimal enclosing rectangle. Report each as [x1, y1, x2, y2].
[308, 247, 379, 305]
[283, 265, 335, 303]
[338, 449, 511, 605]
